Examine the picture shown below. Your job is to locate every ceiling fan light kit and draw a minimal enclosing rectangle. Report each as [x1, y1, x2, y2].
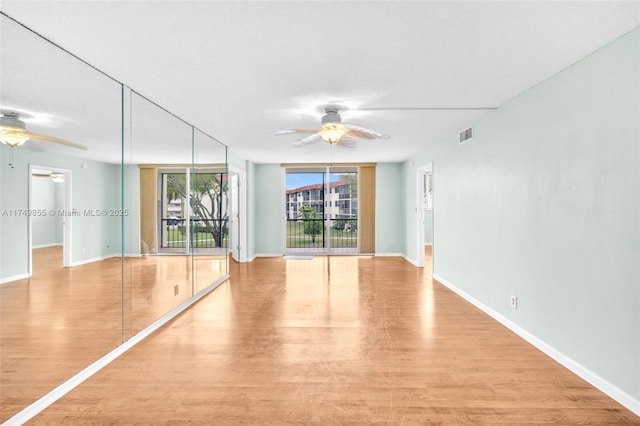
[0, 115, 30, 147]
[0, 110, 88, 167]
[319, 125, 345, 144]
[319, 109, 346, 144]
[50, 172, 64, 183]
[273, 106, 389, 148]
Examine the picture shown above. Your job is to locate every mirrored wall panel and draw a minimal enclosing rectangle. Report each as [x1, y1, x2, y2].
[0, 14, 124, 421]
[0, 15, 228, 422]
[123, 91, 196, 338]
[193, 129, 228, 293]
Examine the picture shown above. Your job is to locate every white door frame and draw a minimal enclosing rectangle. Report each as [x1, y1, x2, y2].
[416, 162, 433, 269]
[28, 164, 72, 275]
[229, 166, 247, 262]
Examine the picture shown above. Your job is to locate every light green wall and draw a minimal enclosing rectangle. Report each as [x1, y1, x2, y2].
[376, 163, 404, 254]
[1, 145, 29, 279]
[69, 159, 121, 262]
[405, 28, 639, 399]
[31, 177, 63, 247]
[253, 164, 283, 255]
[228, 149, 247, 172]
[0, 144, 123, 280]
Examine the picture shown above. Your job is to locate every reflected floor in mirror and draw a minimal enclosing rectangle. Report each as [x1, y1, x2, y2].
[22, 254, 639, 424]
[0, 247, 226, 422]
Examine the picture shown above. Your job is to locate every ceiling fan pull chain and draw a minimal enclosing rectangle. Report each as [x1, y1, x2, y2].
[9, 145, 15, 168]
[331, 141, 335, 165]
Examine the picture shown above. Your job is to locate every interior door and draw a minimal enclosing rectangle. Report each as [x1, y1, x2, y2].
[230, 173, 240, 261]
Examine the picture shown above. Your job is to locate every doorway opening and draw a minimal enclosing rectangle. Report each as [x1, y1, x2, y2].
[416, 162, 433, 273]
[285, 166, 359, 254]
[29, 165, 72, 275]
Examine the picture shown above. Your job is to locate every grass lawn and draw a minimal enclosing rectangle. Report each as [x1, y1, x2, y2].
[164, 229, 228, 248]
[286, 221, 357, 248]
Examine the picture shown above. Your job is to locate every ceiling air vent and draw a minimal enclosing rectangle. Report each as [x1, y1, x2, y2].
[459, 126, 473, 144]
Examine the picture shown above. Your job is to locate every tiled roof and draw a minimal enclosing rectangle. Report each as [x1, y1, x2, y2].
[286, 180, 346, 195]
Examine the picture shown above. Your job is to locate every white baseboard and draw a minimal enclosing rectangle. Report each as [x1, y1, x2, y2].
[33, 243, 63, 249]
[432, 273, 640, 417]
[70, 253, 120, 267]
[375, 253, 404, 257]
[255, 253, 283, 258]
[3, 274, 230, 426]
[0, 273, 31, 285]
[402, 254, 421, 267]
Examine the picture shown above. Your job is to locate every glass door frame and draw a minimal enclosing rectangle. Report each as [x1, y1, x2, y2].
[158, 168, 191, 254]
[158, 167, 228, 255]
[284, 165, 359, 255]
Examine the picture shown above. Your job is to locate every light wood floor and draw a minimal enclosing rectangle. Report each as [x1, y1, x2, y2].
[0, 247, 226, 422]
[11, 247, 635, 424]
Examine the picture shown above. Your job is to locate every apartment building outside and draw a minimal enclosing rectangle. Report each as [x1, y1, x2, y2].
[285, 180, 358, 226]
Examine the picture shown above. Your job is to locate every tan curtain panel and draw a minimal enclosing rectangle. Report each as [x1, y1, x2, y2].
[138, 166, 158, 254]
[358, 164, 376, 254]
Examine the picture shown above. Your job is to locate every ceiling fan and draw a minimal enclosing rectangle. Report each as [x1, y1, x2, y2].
[273, 106, 389, 148]
[0, 110, 87, 167]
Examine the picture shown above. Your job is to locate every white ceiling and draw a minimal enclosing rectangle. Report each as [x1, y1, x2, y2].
[1, 1, 639, 164]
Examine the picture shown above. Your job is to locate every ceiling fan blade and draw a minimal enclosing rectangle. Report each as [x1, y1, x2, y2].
[292, 132, 323, 147]
[337, 138, 357, 148]
[272, 128, 319, 136]
[344, 129, 375, 140]
[344, 124, 389, 140]
[22, 131, 88, 150]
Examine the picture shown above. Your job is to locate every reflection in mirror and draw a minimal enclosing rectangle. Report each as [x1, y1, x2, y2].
[0, 16, 228, 423]
[193, 129, 229, 293]
[123, 90, 195, 338]
[0, 15, 123, 421]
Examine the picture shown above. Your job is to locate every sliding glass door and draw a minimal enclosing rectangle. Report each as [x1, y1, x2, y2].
[159, 170, 188, 252]
[159, 168, 228, 255]
[285, 166, 358, 254]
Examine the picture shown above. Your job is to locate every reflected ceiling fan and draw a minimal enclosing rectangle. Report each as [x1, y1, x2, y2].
[273, 106, 389, 148]
[0, 110, 87, 168]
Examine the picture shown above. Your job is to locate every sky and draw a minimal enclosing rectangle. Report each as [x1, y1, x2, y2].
[286, 172, 345, 190]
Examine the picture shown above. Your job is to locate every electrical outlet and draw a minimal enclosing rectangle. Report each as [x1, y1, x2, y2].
[510, 295, 517, 309]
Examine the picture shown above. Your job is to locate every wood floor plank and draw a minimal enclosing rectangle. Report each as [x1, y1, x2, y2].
[0, 247, 226, 422]
[5, 249, 639, 424]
